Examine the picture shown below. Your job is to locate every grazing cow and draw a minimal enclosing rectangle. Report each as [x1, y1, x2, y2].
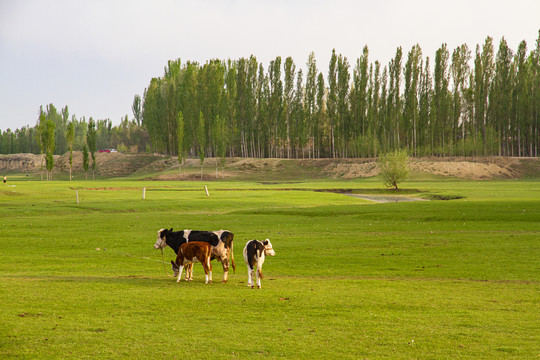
[171, 242, 212, 284]
[243, 239, 275, 289]
[154, 228, 236, 282]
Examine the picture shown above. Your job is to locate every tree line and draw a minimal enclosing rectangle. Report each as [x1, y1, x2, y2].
[142, 33, 540, 159]
[2, 31, 539, 161]
[0, 104, 149, 156]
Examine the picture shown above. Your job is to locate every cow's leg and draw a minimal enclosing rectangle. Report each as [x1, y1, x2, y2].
[201, 258, 212, 284]
[176, 265, 184, 283]
[246, 265, 253, 288]
[208, 257, 213, 283]
[222, 257, 229, 283]
[185, 263, 193, 281]
[183, 263, 190, 281]
[256, 267, 262, 289]
[203, 265, 209, 284]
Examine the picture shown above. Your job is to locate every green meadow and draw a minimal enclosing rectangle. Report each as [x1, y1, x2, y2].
[1, 174, 539, 359]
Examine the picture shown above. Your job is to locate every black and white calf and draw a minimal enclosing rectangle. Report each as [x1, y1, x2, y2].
[154, 228, 236, 282]
[243, 239, 275, 289]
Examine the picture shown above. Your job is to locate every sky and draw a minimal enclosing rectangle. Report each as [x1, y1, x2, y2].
[1, 0, 539, 131]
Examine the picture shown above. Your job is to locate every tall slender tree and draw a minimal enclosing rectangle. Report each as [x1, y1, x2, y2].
[197, 111, 206, 179]
[451, 44, 471, 154]
[283, 57, 296, 158]
[66, 120, 75, 180]
[86, 118, 97, 180]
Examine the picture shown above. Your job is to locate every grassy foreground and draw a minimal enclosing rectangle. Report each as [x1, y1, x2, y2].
[0, 176, 539, 359]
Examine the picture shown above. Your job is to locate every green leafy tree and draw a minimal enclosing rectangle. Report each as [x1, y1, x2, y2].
[37, 108, 47, 179]
[215, 114, 227, 174]
[45, 119, 55, 180]
[492, 37, 513, 155]
[82, 145, 89, 180]
[132, 94, 142, 126]
[433, 44, 450, 154]
[86, 118, 97, 180]
[481, 37, 495, 154]
[315, 72, 325, 158]
[283, 57, 295, 158]
[305, 52, 318, 158]
[66, 120, 75, 180]
[293, 69, 306, 157]
[176, 111, 185, 174]
[377, 149, 409, 190]
[451, 44, 471, 154]
[197, 111, 206, 179]
[403, 45, 422, 154]
[419, 57, 432, 154]
[327, 49, 338, 157]
[336, 53, 350, 157]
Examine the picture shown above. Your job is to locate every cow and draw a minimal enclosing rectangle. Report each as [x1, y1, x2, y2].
[154, 228, 236, 282]
[171, 242, 213, 284]
[243, 239, 275, 289]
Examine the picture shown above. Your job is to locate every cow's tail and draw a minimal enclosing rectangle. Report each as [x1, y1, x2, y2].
[257, 268, 264, 279]
[230, 240, 236, 273]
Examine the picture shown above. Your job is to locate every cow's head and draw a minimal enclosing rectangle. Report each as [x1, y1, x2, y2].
[262, 239, 275, 256]
[154, 228, 172, 250]
[170, 260, 180, 277]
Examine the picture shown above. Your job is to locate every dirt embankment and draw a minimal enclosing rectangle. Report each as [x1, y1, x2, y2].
[0, 153, 538, 180]
[320, 157, 538, 180]
[0, 152, 172, 177]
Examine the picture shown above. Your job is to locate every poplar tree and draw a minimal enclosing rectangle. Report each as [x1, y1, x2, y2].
[513, 40, 528, 156]
[434, 44, 450, 154]
[328, 50, 338, 157]
[66, 120, 75, 180]
[176, 111, 185, 174]
[336, 54, 351, 157]
[370, 61, 381, 157]
[481, 37, 495, 154]
[86, 118, 97, 180]
[198, 111, 206, 179]
[293, 69, 305, 157]
[315, 72, 325, 158]
[45, 119, 55, 180]
[132, 94, 142, 126]
[492, 38, 513, 155]
[419, 57, 432, 154]
[268, 57, 283, 157]
[283, 57, 296, 158]
[403, 44, 422, 153]
[82, 145, 89, 180]
[215, 114, 227, 173]
[451, 44, 471, 154]
[305, 52, 318, 157]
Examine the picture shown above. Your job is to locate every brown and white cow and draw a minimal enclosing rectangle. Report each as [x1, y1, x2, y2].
[243, 239, 275, 289]
[154, 228, 236, 282]
[171, 241, 213, 284]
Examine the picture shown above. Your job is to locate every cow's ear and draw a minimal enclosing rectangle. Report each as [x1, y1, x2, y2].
[171, 260, 176, 268]
[263, 240, 269, 245]
[169, 228, 173, 232]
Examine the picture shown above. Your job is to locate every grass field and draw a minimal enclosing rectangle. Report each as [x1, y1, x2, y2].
[1, 174, 539, 359]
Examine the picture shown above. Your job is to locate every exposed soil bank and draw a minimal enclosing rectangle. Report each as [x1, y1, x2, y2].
[1, 153, 538, 180]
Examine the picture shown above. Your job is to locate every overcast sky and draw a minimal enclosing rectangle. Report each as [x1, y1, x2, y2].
[1, 0, 539, 131]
